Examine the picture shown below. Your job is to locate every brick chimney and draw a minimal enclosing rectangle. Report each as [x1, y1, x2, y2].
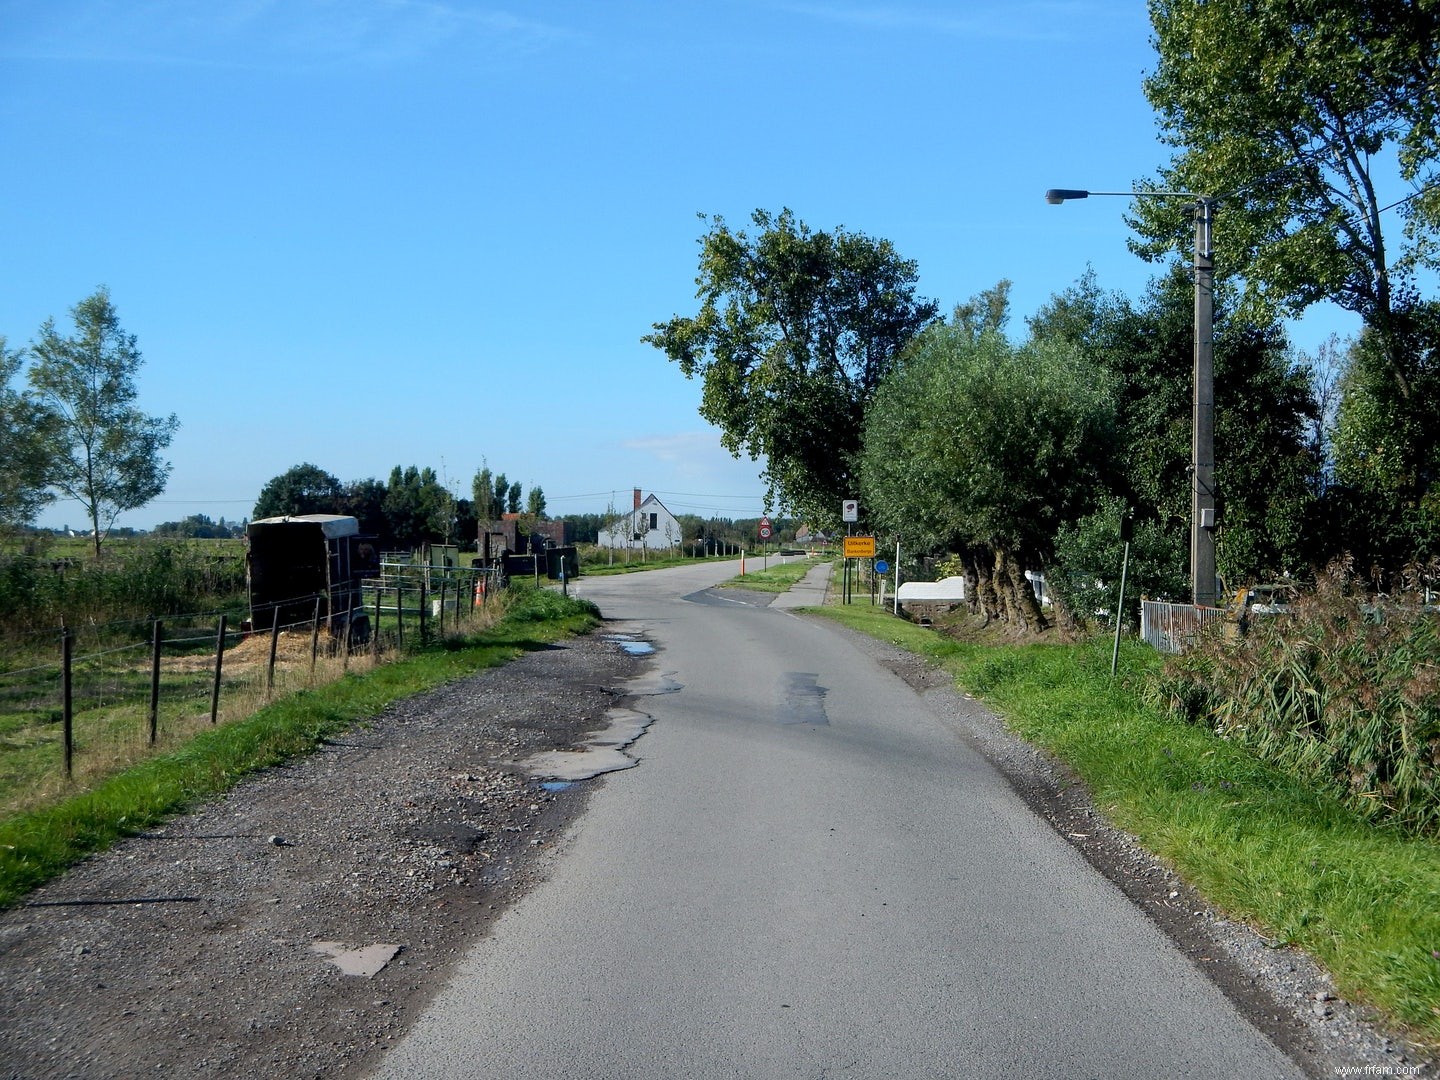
[633, 488, 642, 511]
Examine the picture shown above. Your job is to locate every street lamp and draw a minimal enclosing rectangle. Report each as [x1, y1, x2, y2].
[1044, 187, 1217, 609]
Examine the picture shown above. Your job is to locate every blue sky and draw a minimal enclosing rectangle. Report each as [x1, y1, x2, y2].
[1, 1, 1362, 531]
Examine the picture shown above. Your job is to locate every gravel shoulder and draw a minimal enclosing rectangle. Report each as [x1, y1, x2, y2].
[0, 628, 647, 1080]
[0, 601, 1433, 1080]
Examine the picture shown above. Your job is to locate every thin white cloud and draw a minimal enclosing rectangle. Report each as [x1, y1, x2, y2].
[779, 1, 1108, 41]
[2, 0, 572, 70]
[620, 431, 731, 464]
[617, 431, 768, 493]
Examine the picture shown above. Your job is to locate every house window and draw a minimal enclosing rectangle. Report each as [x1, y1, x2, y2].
[649, 513, 658, 529]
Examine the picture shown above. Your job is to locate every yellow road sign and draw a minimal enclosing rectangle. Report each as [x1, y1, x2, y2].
[842, 535, 877, 559]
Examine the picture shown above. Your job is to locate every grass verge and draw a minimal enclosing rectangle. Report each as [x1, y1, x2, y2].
[816, 603, 1440, 1048]
[0, 588, 600, 908]
[718, 557, 823, 593]
[582, 552, 736, 576]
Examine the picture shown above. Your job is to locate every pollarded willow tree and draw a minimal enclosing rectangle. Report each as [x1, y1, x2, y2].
[1029, 268, 1321, 607]
[859, 305, 1119, 633]
[645, 209, 938, 527]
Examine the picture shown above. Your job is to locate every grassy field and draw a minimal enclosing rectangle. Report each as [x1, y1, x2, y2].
[813, 601, 1440, 1048]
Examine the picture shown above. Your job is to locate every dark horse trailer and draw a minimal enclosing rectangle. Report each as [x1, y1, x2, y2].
[245, 515, 380, 642]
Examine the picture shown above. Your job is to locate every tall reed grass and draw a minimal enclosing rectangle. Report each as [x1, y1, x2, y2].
[1148, 561, 1440, 836]
[0, 540, 246, 642]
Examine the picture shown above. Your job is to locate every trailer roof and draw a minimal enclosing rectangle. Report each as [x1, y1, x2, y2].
[248, 514, 360, 538]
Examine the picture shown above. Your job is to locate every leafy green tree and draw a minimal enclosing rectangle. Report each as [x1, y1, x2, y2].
[152, 513, 231, 539]
[28, 288, 179, 555]
[526, 485, 547, 517]
[454, 498, 477, 548]
[383, 465, 454, 549]
[1050, 496, 1188, 627]
[1325, 299, 1440, 575]
[646, 208, 938, 525]
[860, 305, 1118, 631]
[253, 463, 345, 520]
[1138, 0, 1440, 387]
[506, 480, 522, 515]
[0, 336, 54, 533]
[1029, 270, 1321, 603]
[472, 466, 496, 520]
[339, 477, 389, 539]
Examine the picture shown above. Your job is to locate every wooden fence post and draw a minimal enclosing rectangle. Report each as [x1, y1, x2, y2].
[148, 620, 163, 745]
[310, 597, 322, 675]
[419, 577, 428, 645]
[395, 585, 403, 649]
[372, 587, 381, 664]
[210, 615, 227, 725]
[61, 627, 73, 779]
[266, 609, 281, 696]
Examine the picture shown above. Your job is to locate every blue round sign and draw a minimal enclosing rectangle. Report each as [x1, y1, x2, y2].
[873, 560, 889, 574]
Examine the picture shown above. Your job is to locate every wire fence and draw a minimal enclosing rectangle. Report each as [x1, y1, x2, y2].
[0, 565, 508, 813]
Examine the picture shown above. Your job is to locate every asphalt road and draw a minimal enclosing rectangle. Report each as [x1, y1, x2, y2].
[374, 559, 1303, 1079]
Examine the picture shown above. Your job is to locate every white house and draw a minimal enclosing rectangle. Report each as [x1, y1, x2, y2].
[597, 490, 683, 551]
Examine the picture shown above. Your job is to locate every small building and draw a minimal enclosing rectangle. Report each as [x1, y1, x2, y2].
[597, 490, 683, 551]
[476, 516, 572, 564]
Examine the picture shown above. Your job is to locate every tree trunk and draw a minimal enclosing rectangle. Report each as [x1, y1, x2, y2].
[1042, 558, 1080, 637]
[993, 548, 1027, 633]
[970, 549, 999, 625]
[962, 553, 982, 620]
[1005, 552, 1048, 634]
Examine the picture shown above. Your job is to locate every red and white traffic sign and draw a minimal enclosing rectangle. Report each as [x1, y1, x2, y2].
[758, 515, 772, 540]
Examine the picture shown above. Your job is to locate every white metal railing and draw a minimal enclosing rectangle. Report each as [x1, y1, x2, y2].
[1140, 599, 1226, 654]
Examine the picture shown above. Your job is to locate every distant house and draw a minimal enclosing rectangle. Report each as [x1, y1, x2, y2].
[597, 490, 683, 551]
[795, 525, 832, 548]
